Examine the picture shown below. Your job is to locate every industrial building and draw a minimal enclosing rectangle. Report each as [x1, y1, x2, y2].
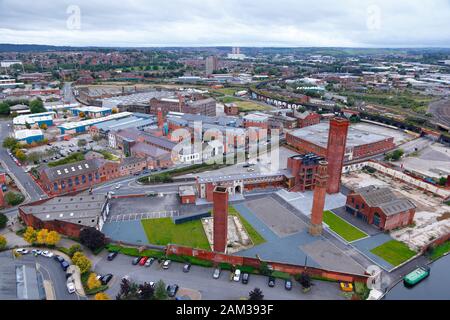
[19, 194, 110, 238]
[89, 113, 156, 137]
[13, 112, 56, 129]
[57, 112, 133, 134]
[14, 129, 44, 144]
[70, 106, 112, 118]
[286, 121, 395, 162]
[346, 185, 416, 231]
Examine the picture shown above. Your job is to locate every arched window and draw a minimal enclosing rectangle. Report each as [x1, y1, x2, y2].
[75, 177, 80, 185]
[82, 175, 86, 183]
[53, 182, 58, 191]
[68, 178, 73, 188]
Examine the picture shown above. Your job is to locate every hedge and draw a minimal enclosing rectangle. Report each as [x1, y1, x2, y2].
[271, 271, 291, 280]
[106, 244, 165, 259]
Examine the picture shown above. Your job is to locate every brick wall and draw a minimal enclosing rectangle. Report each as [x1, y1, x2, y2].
[166, 244, 369, 283]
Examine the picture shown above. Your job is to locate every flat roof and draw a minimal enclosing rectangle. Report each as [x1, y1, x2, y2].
[289, 122, 393, 149]
[14, 129, 43, 140]
[20, 194, 107, 221]
[197, 171, 284, 184]
[57, 112, 133, 130]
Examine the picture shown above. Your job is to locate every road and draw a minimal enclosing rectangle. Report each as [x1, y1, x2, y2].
[0, 250, 81, 300]
[62, 82, 77, 104]
[95, 251, 344, 300]
[0, 120, 48, 211]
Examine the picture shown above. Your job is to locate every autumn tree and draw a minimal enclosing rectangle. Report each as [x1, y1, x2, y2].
[72, 252, 92, 274]
[36, 229, 49, 245]
[95, 292, 110, 300]
[15, 149, 27, 162]
[46, 231, 61, 246]
[87, 273, 101, 290]
[40, 123, 48, 130]
[68, 244, 82, 257]
[23, 226, 37, 244]
[0, 235, 7, 250]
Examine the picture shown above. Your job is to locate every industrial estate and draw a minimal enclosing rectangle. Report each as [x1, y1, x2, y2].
[1, 2, 450, 304]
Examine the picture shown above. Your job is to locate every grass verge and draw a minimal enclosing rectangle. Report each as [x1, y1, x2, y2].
[370, 240, 417, 266]
[323, 211, 368, 242]
[428, 241, 450, 261]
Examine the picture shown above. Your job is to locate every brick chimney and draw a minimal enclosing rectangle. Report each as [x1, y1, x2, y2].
[213, 186, 229, 253]
[326, 117, 349, 194]
[157, 107, 164, 129]
[309, 161, 329, 236]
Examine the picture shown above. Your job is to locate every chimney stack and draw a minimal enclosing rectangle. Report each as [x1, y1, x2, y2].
[309, 161, 329, 236]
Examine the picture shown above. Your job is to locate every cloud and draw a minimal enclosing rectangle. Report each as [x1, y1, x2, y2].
[0, 0, 449, 47]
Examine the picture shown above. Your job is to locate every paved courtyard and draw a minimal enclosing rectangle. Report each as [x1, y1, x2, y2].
[233, 197, 366, 274]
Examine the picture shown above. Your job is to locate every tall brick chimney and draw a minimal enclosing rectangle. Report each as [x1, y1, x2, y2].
[178, 94, 185, 113]
[157, 107, 164, 129]
[309, 161, 329, 236]
[213, 186, 229, 253]
[326, 117, 349, 194]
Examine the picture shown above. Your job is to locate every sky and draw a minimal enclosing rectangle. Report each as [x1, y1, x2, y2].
[0, 0, 449, 48]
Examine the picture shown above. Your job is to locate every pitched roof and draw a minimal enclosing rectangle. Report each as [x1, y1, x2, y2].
[41, 159, 102, 181]
[354, 185, 416, 216]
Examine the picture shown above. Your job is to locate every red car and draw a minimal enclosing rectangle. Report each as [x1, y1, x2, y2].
[139, 257, 149, 266]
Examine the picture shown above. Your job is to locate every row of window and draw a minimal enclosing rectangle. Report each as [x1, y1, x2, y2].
[52, 172, 99, 191]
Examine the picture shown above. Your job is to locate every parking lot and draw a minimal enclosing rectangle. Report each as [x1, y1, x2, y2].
[95, 251, 345, 300]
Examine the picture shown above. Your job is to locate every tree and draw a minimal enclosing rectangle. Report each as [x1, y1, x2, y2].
[79, 112, 86, 118]
[0, 235, 7, 250]
[116, 278, 139, 300]
[36, 229, 49, 245]
[259, 261, 271, 276]
[87, 273, 101, 290]
[23, 226, 37, 244]
[111, 108, 118, 114]
[298, 273, 312, 290]
[249, 287, 264, 300]
[26, 152, 42, 164]
[0, 213, 8, 229]
[29, 99, 46, 114]
[46, 231, 61, 246]
[4, 192, 25, 206]
[0, 102, 10, 115]
[138, 282, 155, 300]
[72, 252, 92, 274]
[79, 227, 105, 251]
[68, 244, 82, 257]
[15, 150, 27, 162]
[153, 280, 168, 300]
[40, 123, 48, 130]
[3, 137, 19, 150]
[77, 139, 87, 147]
[95, 292, 110, 300]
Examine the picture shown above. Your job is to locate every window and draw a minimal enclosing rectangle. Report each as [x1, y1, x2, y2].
[68, 178, 73, 188]
[53, 182, 58, 191]
[95, 172, 100, 180]
[75, 177, 80, 185]
[61, 181, 66, 189]
[88, 173, 92, 182]
[82, 175, 86, 184]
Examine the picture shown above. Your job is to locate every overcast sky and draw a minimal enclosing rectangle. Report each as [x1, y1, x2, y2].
[0, 0, 449, 47]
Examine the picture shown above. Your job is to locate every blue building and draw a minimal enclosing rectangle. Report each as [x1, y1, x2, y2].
[14, 129, 44, 144]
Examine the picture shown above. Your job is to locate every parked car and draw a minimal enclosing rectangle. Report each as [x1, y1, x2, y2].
[162, 260, 171, 269]
[115, 184, 121, 189]
[101, 274, 113, 285]
[183, 264, 191, 273]
[145, 258, 155, 267]
[32, 249, 42, 256]
[285, 280, 293, 291]
[268, 277, 276, 288]
[41, 250, 54, 258]
[107, 252, 118, 261]
[166, 284, 179, 298]
[139, 257, 149, 266]
[66, 282, 76, 294]
[233, 269, 241, 282]
[212, 268, 221, 279]
[15, 248, 29, 255]
[132, 257, 140, 265]
[54, 255, 65, 263]
[242, 273, 250, 284]
[61, 261, 70, 271]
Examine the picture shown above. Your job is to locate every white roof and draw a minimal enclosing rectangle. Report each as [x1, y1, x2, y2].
[73, 106, 111, 113]
[14, 129, 43, 140]
[13, 112, 55, 125]
[58, 112, 133, 130]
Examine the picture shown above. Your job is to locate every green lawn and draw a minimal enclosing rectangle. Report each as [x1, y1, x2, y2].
[323, 211, 368, 242]
[370, 240, 417, 266]
[234, 101, 271, 112]
[228, 207, 266, 246]
[428, 241, 450, 261]
[141, 218, 210, 250]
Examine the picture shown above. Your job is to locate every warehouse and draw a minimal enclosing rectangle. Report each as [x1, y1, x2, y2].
[89, 113, 156, 137]
[71, 106, 112, 118]
[13, 112, 56, 129]
[57, 112, 133, 134]
[286, 122, 395, 162]
[14, 129, 44, 144]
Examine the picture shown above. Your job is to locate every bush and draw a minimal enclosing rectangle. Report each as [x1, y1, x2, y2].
[218, 262, 233, 271]
[271, 271, 291, 280]
[105, 244, 165, 259]
[68, 244, 82, 257]
[0, 235, 7, 250]
[79, 227, 105, 252]
[0, 213, 8, 229]
[4, 192, 25, 206]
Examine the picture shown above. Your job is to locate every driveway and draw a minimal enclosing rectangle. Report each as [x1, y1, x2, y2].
[94, 251, 345, 300]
